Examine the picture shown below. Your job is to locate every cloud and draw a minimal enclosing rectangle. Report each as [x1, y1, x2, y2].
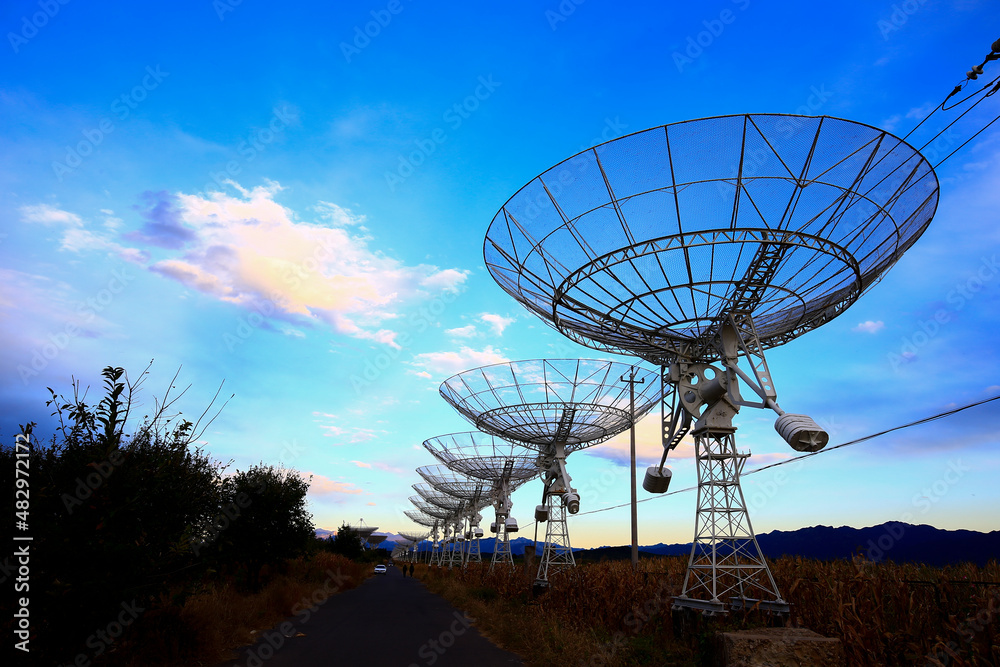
[881, 104, 933, 133]
[312, 414, 384, 443]
[20, 204, 82, 226]
[59, 227, 149, 265]
[421, 268, 469, 292]
[480, 312, 514, 336]
[19, 204, 148, 265]
[853, 320, 885, 334]
[445, 325, 477, 338]
[744, 452, 796, 469]
[410, 345, 509, 377]
[407, 370, 433, 379]
[367, 502, 377, 506]
[0, 268, 121, 359]
[351, 460, 372, 468]
[128, 182, 468, 347]
[124, 191, 196, 249]
[302, 472, 363, 496]
[373, 461, 404, 474]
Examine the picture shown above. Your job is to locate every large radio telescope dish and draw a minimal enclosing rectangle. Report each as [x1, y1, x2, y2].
[423, 432, 539, 483]
[439, 359, 661, 452]
[413, 483, 466, 512]
[409, 496, 453, 520]
[416, 465, 492, 504]
[484, 114, 938, 364]
[404, 509, 440, 528]
[343, 523, 377, 541]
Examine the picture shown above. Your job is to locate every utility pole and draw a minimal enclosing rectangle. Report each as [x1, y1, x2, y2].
[621, 367, 645, 569]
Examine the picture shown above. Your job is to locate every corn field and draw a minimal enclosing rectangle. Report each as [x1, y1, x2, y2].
[428, 556, 1000, 666]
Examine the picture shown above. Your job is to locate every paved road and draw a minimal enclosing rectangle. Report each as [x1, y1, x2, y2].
[218, 564, 524, 667]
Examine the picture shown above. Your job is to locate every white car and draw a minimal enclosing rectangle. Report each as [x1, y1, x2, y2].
[374, 564, 387, 575]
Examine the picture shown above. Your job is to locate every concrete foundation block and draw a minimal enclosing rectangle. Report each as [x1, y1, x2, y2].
[714, 627, 846, 667]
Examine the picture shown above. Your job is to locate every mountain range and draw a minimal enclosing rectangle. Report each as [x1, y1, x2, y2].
[316, 522, 1000, 567]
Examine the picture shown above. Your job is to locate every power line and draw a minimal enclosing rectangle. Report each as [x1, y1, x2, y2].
[550, 393, 1000, 522]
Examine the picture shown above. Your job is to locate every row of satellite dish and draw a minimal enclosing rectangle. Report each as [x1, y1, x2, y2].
[390, 38, 999, 612]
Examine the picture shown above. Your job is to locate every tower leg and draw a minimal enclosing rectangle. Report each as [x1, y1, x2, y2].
[673, 431, 788, 615]
[466, 535, 481, 566]
[535, 495, 575, 586]
[491, 521, 514, 571]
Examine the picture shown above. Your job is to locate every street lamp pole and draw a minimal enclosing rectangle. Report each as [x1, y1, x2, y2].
[621, 367, 645, 569]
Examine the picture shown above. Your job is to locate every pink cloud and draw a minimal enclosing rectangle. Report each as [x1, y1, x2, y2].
[304, 472, 362, 496]
[411, 345, 509, 377]
[128, 182, 467, 348]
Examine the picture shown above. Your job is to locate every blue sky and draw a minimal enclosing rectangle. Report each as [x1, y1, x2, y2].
[2, 0, 998, 548]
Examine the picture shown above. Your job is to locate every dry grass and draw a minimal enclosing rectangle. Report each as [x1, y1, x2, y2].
[772, 556, 1000, 666]
[424, 556, 1000, 667]
[112, 552, 370, 666]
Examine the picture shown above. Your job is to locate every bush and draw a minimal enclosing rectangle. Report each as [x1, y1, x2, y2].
[0, 364, 319, 665]
[209, 464, 315, 589]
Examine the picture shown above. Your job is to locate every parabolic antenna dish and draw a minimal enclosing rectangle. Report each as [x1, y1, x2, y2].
[423, 432, 540, 483]
[367, 534, 388, 546]
[440, 359, 661, 452]
[409, 496, 453, 520]
[413, 484, 466, 512]
[404, 509, 439, 528]
[343, 524, 377, 540]
[399, 532, 428, 543]
[484, 114, 939, 364]
[416, 465, 492, 504]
